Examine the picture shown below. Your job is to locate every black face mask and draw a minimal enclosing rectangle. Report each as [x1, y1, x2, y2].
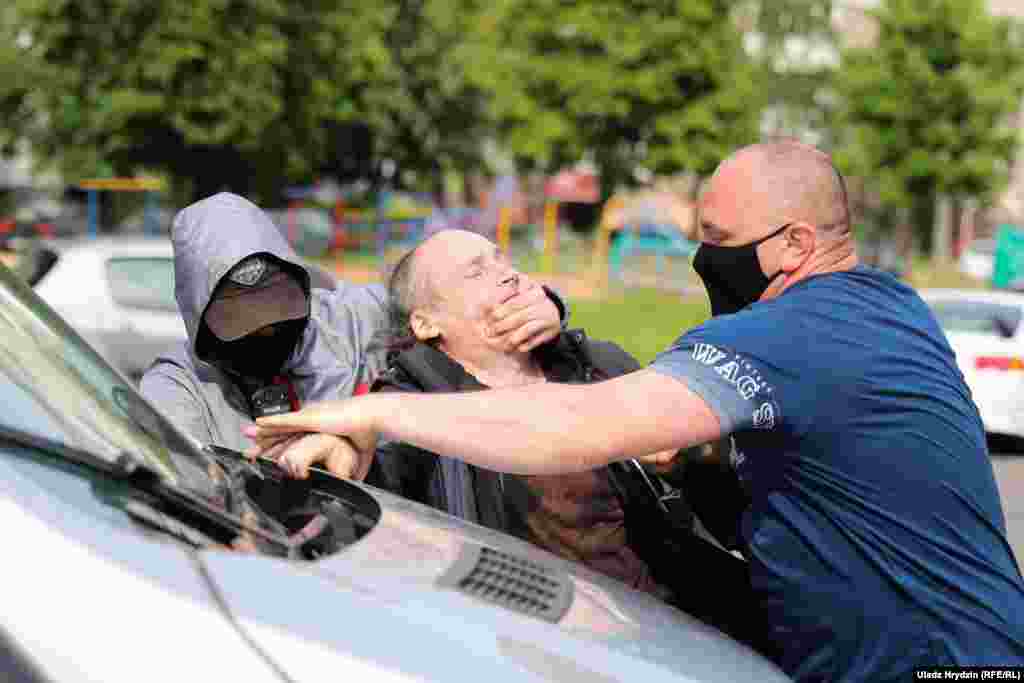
[692, 223, 791, 316]
[203, 317, 308, 380]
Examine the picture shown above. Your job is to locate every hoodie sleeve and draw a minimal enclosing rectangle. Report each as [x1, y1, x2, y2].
[139, 359, 215, 446]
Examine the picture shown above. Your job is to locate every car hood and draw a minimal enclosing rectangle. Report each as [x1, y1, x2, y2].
[198, 482, 790, 683]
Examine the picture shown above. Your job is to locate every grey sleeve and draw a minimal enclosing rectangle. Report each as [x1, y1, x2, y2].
[649, 342, 779, 435]
[139, 362, 214, 445]
[312, 282, 392, 390]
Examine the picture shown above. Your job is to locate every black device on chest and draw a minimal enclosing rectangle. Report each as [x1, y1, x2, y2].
[247, 383, 293, 418]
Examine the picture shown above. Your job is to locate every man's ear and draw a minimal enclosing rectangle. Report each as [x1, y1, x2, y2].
[410, 310, 441, 342]
[781, 221, 816, 270]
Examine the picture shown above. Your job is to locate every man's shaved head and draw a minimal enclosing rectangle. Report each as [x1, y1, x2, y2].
[700, 140, 850, 244]
[695, 140, 859, 301]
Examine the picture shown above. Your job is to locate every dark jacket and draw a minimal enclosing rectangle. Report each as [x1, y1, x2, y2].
[370, 329, 664, 594]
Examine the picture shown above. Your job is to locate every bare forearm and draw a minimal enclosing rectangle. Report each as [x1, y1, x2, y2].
[367, 371, 721, 476]
[367, 385, 598, 475]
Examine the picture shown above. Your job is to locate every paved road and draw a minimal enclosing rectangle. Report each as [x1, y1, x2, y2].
[992, 454, 1024, 564]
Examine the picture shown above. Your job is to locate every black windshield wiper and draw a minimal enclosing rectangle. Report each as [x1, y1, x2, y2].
[0, 424, 293, 554]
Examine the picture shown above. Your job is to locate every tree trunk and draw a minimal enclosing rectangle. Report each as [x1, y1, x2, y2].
[911, 194, 935, 258]
[896, 207, 916, 275]
[932, 194, 953, 265]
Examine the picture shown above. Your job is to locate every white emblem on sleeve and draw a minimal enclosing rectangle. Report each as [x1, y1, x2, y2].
[753, 402, 776, 430]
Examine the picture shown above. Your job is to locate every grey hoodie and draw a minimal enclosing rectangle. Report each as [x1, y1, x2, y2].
[140, 193, 390, 452]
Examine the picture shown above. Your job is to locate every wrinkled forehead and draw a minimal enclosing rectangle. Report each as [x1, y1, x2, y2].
[418, 230, 498, 284]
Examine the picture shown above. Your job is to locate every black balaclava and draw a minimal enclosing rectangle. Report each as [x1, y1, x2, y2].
[197, 256, 310, 381]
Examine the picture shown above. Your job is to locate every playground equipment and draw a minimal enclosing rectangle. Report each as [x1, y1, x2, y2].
[282, 184, 433, 259]
[591, 192, 699, 288]
[541, 168, 600, 275]
[78, 177, 165, 237]
[542, 202, 559, 274]
[496, 207, 512, 254]
[992, 223, 1024, 290]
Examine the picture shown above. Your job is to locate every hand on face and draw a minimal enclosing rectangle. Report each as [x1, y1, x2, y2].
[483, 277, 561, 353]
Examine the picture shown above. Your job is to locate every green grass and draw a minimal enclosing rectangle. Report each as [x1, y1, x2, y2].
[905, 257, 988, 291]
[569, 288, 710, 365]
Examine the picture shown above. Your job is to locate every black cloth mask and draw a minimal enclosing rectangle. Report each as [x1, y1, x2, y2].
[693, 223, 791, 316]
[201, 317, 309, 380]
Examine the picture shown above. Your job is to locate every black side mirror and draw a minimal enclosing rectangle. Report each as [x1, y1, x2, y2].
[993, 314, 1017, 339]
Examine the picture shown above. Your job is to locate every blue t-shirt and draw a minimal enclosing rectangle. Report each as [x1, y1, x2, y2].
[651, 266, 1024, 682]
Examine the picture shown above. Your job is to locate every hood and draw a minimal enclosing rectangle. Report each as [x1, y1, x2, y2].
[172, 192, 309, 354]
[198, 481, 791, 683]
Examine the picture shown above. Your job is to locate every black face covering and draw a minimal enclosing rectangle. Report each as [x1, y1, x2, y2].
[202, 317, 308, 380]
[692, 223, 791, 316]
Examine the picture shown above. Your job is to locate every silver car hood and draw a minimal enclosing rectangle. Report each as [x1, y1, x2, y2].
[199, 482, 790, 683]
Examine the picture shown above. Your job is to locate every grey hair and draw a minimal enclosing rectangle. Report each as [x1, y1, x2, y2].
[373, 243, 434, 354]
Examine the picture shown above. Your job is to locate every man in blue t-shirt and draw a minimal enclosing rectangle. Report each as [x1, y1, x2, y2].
[246, 141, 1024, 681]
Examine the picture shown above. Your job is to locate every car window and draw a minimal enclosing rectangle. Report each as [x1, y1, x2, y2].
[105, 257, 177, 312]
[928, 300, 1021, 337]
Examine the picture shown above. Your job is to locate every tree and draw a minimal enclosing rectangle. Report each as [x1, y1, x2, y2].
[735, 0, 838, 143]
[833, 0, 1024, 257]
[0, 0, 386, 205]
[354, 0, 494, 201]
[460, 0, 761, 195]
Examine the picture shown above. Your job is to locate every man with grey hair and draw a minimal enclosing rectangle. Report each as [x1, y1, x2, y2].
[248, 142, 1024, 680]
[141, 193, 565, 478]
[271, 228, 764, 646]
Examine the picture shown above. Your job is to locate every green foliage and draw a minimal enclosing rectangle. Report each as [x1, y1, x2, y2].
[570, 288, 709, 364]
[736, 0, 837, 141]
[461, 0, 761, 191]
[834, 0, 1024, 245]
[358, 0, 493, 192]
[1, 0, 384, 202]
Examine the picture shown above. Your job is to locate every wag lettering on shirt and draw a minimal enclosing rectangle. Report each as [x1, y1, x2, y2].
[692, 343, 727, 366]
[712, 360, 762, 400]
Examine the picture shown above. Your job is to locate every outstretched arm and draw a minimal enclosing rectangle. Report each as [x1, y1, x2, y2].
[246, 369, 722, 476]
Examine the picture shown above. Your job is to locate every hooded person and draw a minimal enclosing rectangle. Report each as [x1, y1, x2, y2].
[140, 192, 566, 468]
[139, 192, 390, 456]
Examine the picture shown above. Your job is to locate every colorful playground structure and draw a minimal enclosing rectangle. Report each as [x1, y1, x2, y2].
[78, 177, 166, 237]
[589, 191, 699, 287]
[282, 183, 698, 290]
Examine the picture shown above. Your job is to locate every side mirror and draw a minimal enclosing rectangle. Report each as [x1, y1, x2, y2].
[993, 313, 1018, 339]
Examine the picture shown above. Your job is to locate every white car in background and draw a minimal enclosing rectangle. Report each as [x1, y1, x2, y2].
[921, 289, 1024, 445]
[10, 237, 338, 379]
[958, 238, 996, 282]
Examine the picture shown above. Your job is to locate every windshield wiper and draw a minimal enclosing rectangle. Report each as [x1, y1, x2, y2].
[0, 423, 293, 554]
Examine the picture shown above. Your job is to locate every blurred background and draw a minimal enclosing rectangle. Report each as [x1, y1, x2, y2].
[3, 0, 1024, 558]
[1, 0, 1024, 378]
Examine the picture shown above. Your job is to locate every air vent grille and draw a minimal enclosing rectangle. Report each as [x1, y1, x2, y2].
[439, 544, 573, 622]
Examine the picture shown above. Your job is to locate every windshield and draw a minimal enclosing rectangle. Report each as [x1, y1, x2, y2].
[0, 262, 208, 489]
